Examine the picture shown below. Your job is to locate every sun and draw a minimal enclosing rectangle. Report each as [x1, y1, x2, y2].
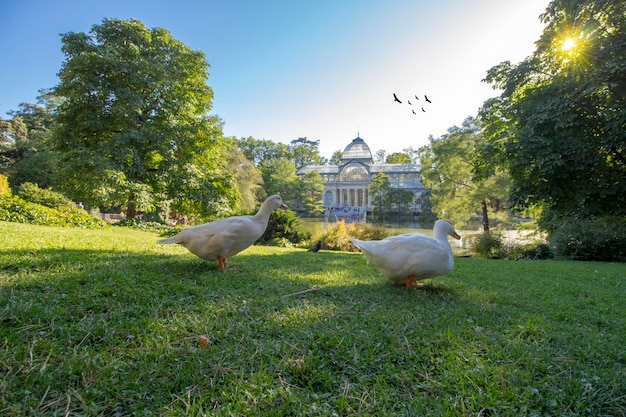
[561, 38, 576, 51]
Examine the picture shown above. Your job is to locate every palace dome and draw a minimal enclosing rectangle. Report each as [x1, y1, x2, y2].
[341, 136, 373, 164]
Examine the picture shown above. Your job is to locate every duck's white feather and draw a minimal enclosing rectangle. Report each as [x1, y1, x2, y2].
[349, 219, 460, 284]
[158, 195, 287, 265]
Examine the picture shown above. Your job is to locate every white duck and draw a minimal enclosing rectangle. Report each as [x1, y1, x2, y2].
[349, 219, 461, 288]
[158, 195, 288, 269]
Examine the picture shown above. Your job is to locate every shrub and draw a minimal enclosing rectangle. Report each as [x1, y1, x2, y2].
[470, 232, 504, 259]
[115, 218, 172, 235]
[0, 174, 10, 196]
[315, 220, 391, 252]
[520, 243, 554, 260]
[17, 182, 74, 209]
[0, 195, 107, 229]
[258, 209, 311, 246]
[549, 216, 626, 262]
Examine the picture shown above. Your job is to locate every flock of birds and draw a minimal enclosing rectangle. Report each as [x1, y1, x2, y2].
[393, 92, 432, 115]
[159, 195, 461, 288]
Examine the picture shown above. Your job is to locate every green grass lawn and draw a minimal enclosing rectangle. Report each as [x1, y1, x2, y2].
[1, 221, 624, 416]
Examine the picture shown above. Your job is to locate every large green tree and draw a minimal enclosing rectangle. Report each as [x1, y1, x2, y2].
[420, 118, 511, 232]
[479, 0, 626, 228]
[53, 18, 237, 218]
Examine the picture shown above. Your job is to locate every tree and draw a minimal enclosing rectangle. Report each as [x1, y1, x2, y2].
[297, 170, 324, 215]
[385, 152, 411, 164]
[53, 18, 238, 218]
[479, 0, 626, 229]
[3, 95, 60, 189]
[420, 117, 511, 232]
[259, 159, 300, 206]
[238, 137, 291, 166]
[373, 149, 387, 164]
[329, 151, 342, 165]
[224, 138, 263, 211]
[368, 172, 391, 220]
[289, 138, 326, 169]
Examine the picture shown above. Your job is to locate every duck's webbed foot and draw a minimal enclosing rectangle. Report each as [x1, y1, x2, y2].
[404, 274, 416, 288]
[217, 256, 228, 270]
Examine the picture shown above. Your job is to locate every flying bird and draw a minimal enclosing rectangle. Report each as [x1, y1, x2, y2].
[393, 93, 402, 103]
[422, 107, 426, 112]
[412, 109, 416, 115]
[415, 95, 420, 101]
[425, 95, 432, 103]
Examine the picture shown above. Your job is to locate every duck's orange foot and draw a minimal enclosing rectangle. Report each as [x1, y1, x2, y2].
[404, 275, 416, 289]
[217, 256, 228, 270]
[217, 256, 238, 271]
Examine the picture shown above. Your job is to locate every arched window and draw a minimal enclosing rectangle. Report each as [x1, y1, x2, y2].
[339, 164, 369, 182]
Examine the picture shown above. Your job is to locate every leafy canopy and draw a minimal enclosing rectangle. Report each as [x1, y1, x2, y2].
[420, 117, 511, 231]
[53, 18, 238, 218]
[479, 0, 626, 228]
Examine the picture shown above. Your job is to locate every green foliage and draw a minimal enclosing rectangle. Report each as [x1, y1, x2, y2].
[3, 98, 60, 190]
[258, 209, 311, 246]
[315, 220, 390, 252]
[17, 182, 73, 209]
[549, 216, 626, 262]
[385, 152, 411, 164]
[0, 195, 107, 229]
[420, 117, 511, 230]
[114, 218, 172, 235]
[53, 18, 237, 218]
[0, 174, 10, 196]
[470, 232, 504, 259]
[368, 172, 391, 217]
[520, 243, 554, 260]
[479, 1, 626, 226]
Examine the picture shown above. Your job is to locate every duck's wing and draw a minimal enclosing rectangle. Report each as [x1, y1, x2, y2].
[351, 234, 450, 279]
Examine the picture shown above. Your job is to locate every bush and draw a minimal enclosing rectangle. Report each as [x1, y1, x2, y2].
[315, 220, 391, 252]
[258, 209, 311, 246]
[0, 195, 107, 229]
[17, 182, 74, 209]
[470, 232, 504, 259]
[0, 174, 10, 196]
[549, 216, 626, 262]
[520, 243, 554, 260]
[115, 218, 172, 235]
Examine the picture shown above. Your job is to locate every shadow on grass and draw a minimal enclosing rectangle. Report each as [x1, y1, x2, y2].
[0, 246, 525, 415]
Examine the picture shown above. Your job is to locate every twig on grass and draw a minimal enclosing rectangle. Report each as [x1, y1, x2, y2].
[283, 288, 319, 297]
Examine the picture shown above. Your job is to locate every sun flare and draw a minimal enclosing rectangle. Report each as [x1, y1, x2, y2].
[561, 38, 576, 51]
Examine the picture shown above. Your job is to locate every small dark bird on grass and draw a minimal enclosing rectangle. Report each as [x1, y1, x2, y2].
[307, 240, 322, 252]
[425, 95, 432, 103]
[393, 93, 402, 103]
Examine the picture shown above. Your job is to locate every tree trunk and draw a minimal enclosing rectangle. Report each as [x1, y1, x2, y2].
[481, 200, 490, 233]
[126, 193, 137, 219]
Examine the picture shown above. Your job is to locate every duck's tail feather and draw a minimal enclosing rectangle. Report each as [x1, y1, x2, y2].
[158, 235, 182, 245]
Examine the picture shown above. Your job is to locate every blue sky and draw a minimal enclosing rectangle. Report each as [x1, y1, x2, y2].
[1, 0, 549, 159]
